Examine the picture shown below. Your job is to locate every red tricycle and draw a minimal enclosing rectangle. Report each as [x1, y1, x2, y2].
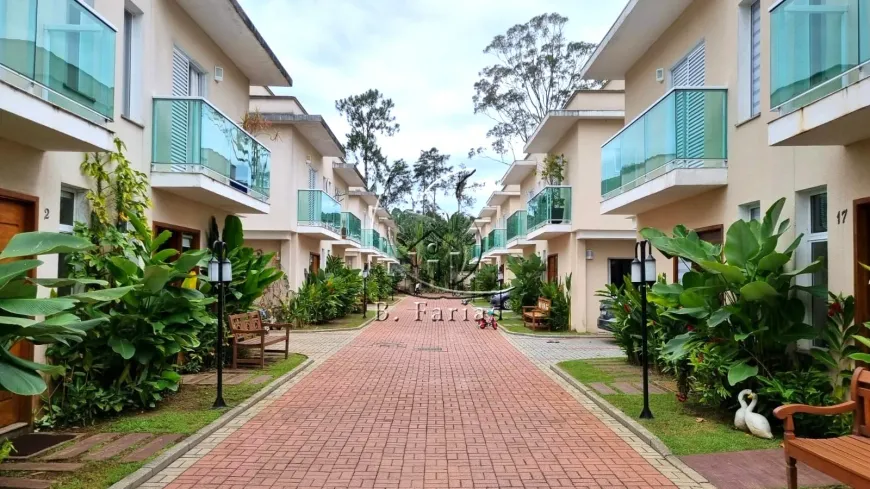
[477, 308, 498, 330]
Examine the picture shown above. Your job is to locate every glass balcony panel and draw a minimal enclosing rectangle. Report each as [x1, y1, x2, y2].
[771, 0, 862, 110]
[506, 210, 527, 242]
[527, 186, 572, 232]
[152, 98, 271, 202]
[0, 0, 115, 120]
[341, 212, 362, 243]
[297, 189, 341, 231]
[601, 89, 727, 199]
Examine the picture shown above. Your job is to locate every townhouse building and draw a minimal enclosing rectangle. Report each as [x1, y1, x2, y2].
[0, 0, 293, 432]
[474, 82, 636, 332]
[580, 0, 870, 332]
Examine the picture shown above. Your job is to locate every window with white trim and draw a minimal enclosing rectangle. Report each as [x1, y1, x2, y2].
[796, 188, 828, 341]
[58, 187, 87, 296]
[122, 2, 143, 120]
[739, 201, 762, 221]
[739, 1, 762, 121]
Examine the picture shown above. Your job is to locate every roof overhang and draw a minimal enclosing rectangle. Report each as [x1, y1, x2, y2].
[379, 217, 397, 229]
[478, 206, 498, 218]
[333, 162, 366, 187]
[175, 0, 292, 86]
[575, 230, 637, 240]
[261, 114, 344, 157]
[376, 208, 391, 219]
[524, 110, 625, 153]
[474, 218, 491, 225]
[500, 160, 537, 186]
[486, 191, 520, 208]
[349, 189, 378, 206]
[579, 0, 695, 80]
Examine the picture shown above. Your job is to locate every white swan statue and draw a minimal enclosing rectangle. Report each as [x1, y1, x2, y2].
[734, 389, 751, 432]
[744, 391, 774, 439]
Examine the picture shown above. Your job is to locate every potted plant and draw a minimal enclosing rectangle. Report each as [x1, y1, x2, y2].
[541, 154, 567, 223]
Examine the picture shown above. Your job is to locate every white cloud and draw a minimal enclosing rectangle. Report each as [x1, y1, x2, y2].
[240, 0, 627, 214]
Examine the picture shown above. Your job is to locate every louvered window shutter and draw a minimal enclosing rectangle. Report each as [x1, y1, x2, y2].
[674, 42, 706, 166]
[170, 48, 191, 167]
[750, 1, 762, 116]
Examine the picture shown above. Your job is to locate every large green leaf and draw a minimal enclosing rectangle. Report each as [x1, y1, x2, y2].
[0, 260, 41, 289]
[174, 249, 208, 273]
[794, 285, 828, 298]
[740, 281, 779, 301]
[222, 215, 244, 252]
[679, 290, 707, 308]
[0, 297, 76, 316]
[651, 282, 683, 297]
[0, 280, 36, 299]
[760, 198, 785, 239]
[0, 232, 94, 259]
[758, 252, 790, 272]
[782, 259, 824, 278]
[665, 307, 709, 319]
[152, 248, 178, 264]
[727, 361, 758, 386]
[151, 231, 173, 253]
[142, 265, 174, 293]
[28, 277, 108, 288]
[0, 361, 47, 395]
[850, 353, 870, 363]
[707, 308, 732, 328]
[699, 261, 745, 283]
[108, 336, 136, 359]
[70, 286, 137, 303]
[662, 332, 696, 361]
[724, 220, 759, 268]
[853, 335, 870, 349]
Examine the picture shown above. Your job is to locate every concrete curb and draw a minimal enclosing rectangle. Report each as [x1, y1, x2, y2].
[550, 364, 672, 456]
[109, 357, 315, 489]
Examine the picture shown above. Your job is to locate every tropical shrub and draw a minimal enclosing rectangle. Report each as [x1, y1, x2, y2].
[0, 232, 132, 397]
[43, 215, 216, 426]
[290, 259, 363, 325]
[507, 254, 546, 315]
[642, 199, 824, 406]
[810, 293, 870, 399]
[216, 216, 284, 315]
[541, 274, 571, 331]
[472, 264, 498, 292]
[757, 368, 851, 437]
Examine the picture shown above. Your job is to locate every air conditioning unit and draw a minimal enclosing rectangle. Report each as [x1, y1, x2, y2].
[214, 66, 224, 82]
[655, 68, 665, 83]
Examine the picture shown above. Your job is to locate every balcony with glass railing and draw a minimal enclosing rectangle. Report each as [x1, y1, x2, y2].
[600, 88, 728, 216]
[0, 0, 116, 151]
[526, 186, 572, 240]
[769, 0, 870, 146]
[361, 229, 381, 253]
[339, 212, 362, 245]
[152, 97, 272, 214]
[468, 244, 481, 263]
[482, 228, 507, 257]
[296, 189, 341, 239]
[506, 210, 527, 247]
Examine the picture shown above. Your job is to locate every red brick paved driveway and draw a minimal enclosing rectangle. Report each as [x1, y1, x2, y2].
[165, 299, 682, 488]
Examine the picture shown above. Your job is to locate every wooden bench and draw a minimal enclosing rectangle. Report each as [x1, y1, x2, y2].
[522, 297, 552, 330]
[774, 366, 870, 489]
[229, 312, 290, 369]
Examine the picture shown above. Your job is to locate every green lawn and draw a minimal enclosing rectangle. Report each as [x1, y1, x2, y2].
[302, 314, 372, 330]
[0, 354, 309, 489]
[558, 358, 782, 456]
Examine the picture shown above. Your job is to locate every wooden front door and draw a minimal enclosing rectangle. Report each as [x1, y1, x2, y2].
[547, 254, 558, 283]
[309, 253, 320, 274]
[153, 222, 201, 255]
[0, 192, 37, 428]
[855, 200, 870, 328]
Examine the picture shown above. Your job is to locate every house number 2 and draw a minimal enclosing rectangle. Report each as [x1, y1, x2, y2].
[44, 208, 50, 220]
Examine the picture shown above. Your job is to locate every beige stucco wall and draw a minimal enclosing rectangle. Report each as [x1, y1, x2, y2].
[618, 0, 868, 297]
[564, 89, 625, 111]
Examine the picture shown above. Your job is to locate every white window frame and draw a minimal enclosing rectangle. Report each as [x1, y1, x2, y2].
[795, 187, 828, 349]
[121, 1, 143, 121]
[669, 40, 706, 88]
[739, 200, 762, 221]
[738, 0, 762, 122]
[59, 186, 87, 234]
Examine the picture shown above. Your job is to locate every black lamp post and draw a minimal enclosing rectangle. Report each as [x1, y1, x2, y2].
[497, 264, 505, 320]
[208, 240, 232, 409]
[632, 240, 656, 419]
[361, 263, 369, 318]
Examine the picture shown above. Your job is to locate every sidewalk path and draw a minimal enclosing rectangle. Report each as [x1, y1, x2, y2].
[143, 298, 713, 489]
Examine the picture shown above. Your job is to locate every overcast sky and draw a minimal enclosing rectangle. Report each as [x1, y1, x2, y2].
[239, 0, 628, 215]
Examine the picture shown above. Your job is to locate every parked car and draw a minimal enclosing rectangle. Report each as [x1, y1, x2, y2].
[490, 291, 511, 310]
[597, 303, 617, 331]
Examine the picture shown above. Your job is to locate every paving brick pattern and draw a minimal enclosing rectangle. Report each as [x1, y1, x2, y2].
[679, 449, 838, 489]
[142, 298, 712, 489]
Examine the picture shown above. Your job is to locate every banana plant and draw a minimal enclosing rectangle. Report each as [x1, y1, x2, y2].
[641, 197, 824, 389]
[0, 232, 135, 396]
